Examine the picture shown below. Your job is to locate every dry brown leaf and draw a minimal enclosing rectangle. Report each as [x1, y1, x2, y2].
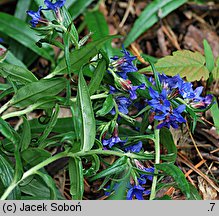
[198, 176, 218, 200]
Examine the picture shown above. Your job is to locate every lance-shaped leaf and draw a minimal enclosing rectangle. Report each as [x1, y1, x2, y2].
[69, 157, 84, 200]
[50, 36, 116, 77]
[78, 71, 96, 151]
[124, 0, 187, 47]
[0, 63, 38, 84]
[10, 78, 67, 107]
[156, 163, 190, 199]
[0, 12, 53, 62]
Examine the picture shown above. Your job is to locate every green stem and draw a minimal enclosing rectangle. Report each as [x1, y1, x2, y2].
[149, 121, 160, 200]
[0, 152, 67, 200]
[71, 93, 108, 103]
[1, 100, 53, 120]
[0, 100, 11, 115]
[0, 148, 155, 200]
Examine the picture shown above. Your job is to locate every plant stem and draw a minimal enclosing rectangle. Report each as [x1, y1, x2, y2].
[0, 152, 66, 200]
[149, 121, 160, 200]
[0, 100, 11, 115]
[0, 148, 156, 200]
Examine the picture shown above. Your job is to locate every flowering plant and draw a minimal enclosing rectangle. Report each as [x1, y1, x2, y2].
[0, 0, 217, 200]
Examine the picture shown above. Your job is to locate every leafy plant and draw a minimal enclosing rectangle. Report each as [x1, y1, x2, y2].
[0, 0, 217, 201]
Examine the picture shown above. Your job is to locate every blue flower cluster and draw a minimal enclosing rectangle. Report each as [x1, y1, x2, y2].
[109, 47, 145, 116]
[127, 167, 154, 200]
[111, 46, 138, 79]
[102, 134, 142, 153]
[26, 0, 66, 27]
[147, 74, 212, 129]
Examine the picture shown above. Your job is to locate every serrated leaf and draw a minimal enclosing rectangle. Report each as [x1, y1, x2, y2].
[78, 71, 96, 151]
[69, 157, 84, 200]
[156, 163, 190, 199]
[0, 63, 38, 84]
[124, 0, 187, 47]
[145, 50, 209, 81]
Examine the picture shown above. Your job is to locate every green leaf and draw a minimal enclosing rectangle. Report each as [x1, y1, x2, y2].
[160, 127, 177, 163]
[20, 178, 64, 200]
[68, 0, 94, 20]
[0, 155, 20, 199]
[50, 36, 117, 77]
[37, 104, 60, 148]
[10, 0, 31, 61]
[85, 11, 111, 54]
[107, 169, 131, 200]
[35, 171, 57, 200]
[212, 57, 219, 80]
[69, 157, 84, 200]
[145, 50, 209, 82]
[88, 58, 107, 95]
[0, 12, 53, 62]
[83, 154, 100, 177]
[29, 117, 74, 133]
[210, 96, 219, 134]
[0, 118, 20, 144]
[0, 62, 38, 84]
[203, 39, 214, 72]
[20, 117, 31, 151]
[96, 95, 114, 116]
[1, 48, 26, 69]
[90, 156, 128, 181]
[22, 148, 51, 167]
[124, 0, 187, 47]
[11, 78, 67, 107]
[61, 6, 79, 43]
[188, 183, 202, 200]
[156, 163, 190, 199]
[78, 71, 96, 151]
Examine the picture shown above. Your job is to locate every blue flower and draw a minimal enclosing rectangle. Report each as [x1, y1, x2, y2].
[156, 105, 186, 129]
[120, 79, 145, 100]
[102, 135, 127, 148]
[124, 141, 142, 153]
[148, 87, 170, 113]
[26, 6, 43, 27]
[111, 46, 137, 79]
[44, 0, 66, 11]
[0, 38, 4, 43]
[141, 167, 154, 182]
[110, 96, 131, 115]
[127, 185, 150, 200]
